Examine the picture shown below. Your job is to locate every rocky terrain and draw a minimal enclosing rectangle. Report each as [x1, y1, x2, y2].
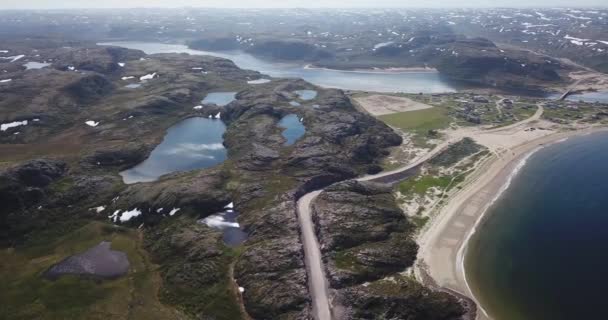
[312, 180, 467, 319]
[2, 39, 466, 320]
[2, 8, 605, 92]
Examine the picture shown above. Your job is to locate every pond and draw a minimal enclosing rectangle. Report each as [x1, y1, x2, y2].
[199, 203, 248, 246]
[294, 90, 318, 100]
[202, 92, 237, 106]
[120, 117, 227, 184]
[279, 114, 305, 146]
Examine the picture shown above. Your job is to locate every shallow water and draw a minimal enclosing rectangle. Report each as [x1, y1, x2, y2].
[294, 90, 317, 100]
[279, 114, 305, 146]
[466, 132, 608, 320]
[202, 92, 237, 106]
[100, 41, 459, 93]
[120, 117, 227, 184]
[44, 241, 129, 280]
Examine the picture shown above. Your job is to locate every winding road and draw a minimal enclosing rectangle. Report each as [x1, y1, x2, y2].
[295, 104, 546, 320]
[295, 136, 456, 319]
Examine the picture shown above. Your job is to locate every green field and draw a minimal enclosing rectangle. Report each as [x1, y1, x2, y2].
[378, 107, 451, 135]
[0, 222, 182, 320]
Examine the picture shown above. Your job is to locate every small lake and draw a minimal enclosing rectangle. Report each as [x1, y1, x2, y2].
[202, 92, 237, 106]
[294, 90, 317, 100]
[564, 91, 608, 103]
[279, 114, 305, 146]
[124, 83, 142, 89]
[120, 117, 227, 184]
[99, 42, 458, 93]
[199, 204, 247, 246]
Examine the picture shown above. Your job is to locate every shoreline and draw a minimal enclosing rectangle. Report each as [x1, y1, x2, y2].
[416, 126, 608, 320]
[303, 64, 439, 74]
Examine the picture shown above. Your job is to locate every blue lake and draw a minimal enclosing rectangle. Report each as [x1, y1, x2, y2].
[99, 41, 458, 93]
[120, 117, 227, 184]
[294, 90, 317, 100]
[202, 92, 237, 106]
[279, 114, 305, 146]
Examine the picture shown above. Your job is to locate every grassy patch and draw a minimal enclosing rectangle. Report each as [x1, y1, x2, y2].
[378, 107, 451, 135]
[0, 221, 181, 320]
[398, 174, 452, 196]
[410, 216, 430, 230]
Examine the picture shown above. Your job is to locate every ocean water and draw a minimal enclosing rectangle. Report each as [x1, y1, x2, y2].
[466, 131, 608, 320]
[120, 117, 227, 184]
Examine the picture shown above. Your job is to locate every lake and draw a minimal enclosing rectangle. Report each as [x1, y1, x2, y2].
[202, 92, 237, 106]
[279, 114, 306, 146]
[120, 117, 227, 184]
[99, 41, 458, 93]
[466, 131, 608, 320]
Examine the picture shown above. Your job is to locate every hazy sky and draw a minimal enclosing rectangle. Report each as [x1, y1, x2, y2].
[1, 0, 606, 9]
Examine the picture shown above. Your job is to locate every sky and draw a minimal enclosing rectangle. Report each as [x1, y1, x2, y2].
[1, 0, 606, 9]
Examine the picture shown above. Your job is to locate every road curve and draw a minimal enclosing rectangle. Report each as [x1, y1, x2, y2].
[295, 139, 454, 320]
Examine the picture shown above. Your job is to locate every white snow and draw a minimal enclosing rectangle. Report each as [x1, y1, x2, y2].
[373, 41, 394, 50]
[225, 202, 234, 209]
[68, 66, 75, 71]
[169, 208, 181, 216]
[193, 105, 203, 110]
[121, 76, 135, 80]
[0, 54, 25, 62]
[85, 121, 99, 127]
[91, 206, 106, 213]
[214, 112, 221, 119]
[565, 35, 590, 42]
[118, 62, 125, 67]
[139, 72, 157, 81]
[1, 120, 27, 131]
[109, 210, 120, 222]
[0, 79, 11, 83]
[239, 287, 245, 293]
[119, 208, 142, 222]
[157, 208, 164, 213]
[201, 215, 239, 229]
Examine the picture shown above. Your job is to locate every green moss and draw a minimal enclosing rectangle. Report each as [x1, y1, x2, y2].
[398, 174, 452, 196]
[0, 221, 181, 320]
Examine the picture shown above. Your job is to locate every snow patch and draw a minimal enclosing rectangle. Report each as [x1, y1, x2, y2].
[85, 121, 99, 127]
[1, 120, 27, 131]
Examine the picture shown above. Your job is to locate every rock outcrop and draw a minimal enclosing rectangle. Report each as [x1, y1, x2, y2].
[312, 180, 466, 319]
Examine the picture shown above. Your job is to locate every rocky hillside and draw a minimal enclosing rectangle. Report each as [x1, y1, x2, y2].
[312, 180, 467, 319]
[0, 40, 414, 319]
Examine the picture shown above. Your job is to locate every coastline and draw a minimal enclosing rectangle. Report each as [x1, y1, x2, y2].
[415, 126, 608, 320]
[303, 64, 438, 74]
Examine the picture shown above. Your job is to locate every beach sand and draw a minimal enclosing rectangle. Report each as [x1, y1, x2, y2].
[353, 94, 434, 116]
[415, 124, 608, 320]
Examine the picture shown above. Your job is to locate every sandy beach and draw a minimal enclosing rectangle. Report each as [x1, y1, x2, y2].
[415, 124, 608, 320]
